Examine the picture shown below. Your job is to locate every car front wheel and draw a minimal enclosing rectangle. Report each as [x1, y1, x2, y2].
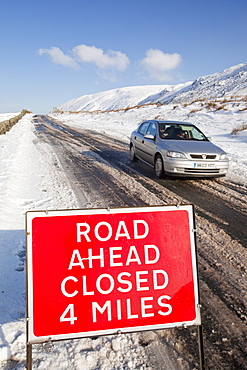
[154, 155, 164, 178]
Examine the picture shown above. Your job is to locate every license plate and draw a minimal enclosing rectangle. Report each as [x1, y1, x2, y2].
[194, 163, 215, 168]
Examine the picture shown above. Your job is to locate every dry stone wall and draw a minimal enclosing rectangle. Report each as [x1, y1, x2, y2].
[0, 109, 31, 135]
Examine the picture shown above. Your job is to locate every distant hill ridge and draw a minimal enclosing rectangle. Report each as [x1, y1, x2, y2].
[58, 63, 247, 112]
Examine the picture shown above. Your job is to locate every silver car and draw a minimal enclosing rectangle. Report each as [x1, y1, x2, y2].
[130, 120, 229, 178]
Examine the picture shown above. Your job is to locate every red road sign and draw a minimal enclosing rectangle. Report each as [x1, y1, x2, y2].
[26, 205, 201, 343]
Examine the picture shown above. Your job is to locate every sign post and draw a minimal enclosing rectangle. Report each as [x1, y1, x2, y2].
[26, 205, 203, 367]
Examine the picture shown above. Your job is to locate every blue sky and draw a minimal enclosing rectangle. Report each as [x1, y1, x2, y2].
[1, 0, 246, 113]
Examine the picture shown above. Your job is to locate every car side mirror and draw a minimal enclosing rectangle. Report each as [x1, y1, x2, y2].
[144, 134, 155, 140]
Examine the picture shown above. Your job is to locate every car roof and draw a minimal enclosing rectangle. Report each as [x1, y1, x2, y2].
[156, 120, 194, 126]
[137, 120, 194, 128]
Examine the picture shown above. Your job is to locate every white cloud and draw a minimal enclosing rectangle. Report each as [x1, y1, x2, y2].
[37, 45, 181, 83]
[73, 44, 130, 71]
[140, 49, 182, 82]
[38, 47, 79, 69]
[38, 44, 130, 77]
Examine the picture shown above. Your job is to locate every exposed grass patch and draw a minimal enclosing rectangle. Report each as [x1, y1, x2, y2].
[215, 104, 227, 111]
[189, 108, 203, 114]
[206, 102, 218, 110]
[231, 123, 247, 135]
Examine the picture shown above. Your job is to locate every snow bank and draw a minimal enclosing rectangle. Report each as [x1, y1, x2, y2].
[0, 114, 78, 366]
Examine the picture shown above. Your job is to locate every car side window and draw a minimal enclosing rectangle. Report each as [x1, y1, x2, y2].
[146, 122, 156, 137]
[138, 122, 149, 136]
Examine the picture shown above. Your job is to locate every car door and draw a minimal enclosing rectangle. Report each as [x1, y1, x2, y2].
[134, 121, 150, 159]
[141, 122, 157, 164]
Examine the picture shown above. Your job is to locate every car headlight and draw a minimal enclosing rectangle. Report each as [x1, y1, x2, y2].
[220, 153, 228, 160]
[167, 151, 186, 158]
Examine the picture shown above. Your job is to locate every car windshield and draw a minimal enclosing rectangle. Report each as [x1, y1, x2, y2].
[158, 123, 208, 141]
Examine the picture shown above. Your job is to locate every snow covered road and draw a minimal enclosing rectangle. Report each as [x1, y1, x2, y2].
[33, 115, 247, 369]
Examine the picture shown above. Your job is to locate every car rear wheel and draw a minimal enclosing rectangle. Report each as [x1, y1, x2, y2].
[154, 155, 164, 178]
[130, 145, 137, 162]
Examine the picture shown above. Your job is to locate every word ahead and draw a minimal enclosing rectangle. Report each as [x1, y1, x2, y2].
[26, 205, 201, 343]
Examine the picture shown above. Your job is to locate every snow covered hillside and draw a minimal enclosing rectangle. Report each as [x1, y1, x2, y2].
[58, 63, 247, 112]
[57, 84, 190, 112]
[141, 63, 247, 105]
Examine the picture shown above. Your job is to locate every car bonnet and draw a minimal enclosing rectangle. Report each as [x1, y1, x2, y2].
[161, 139, 224, 155]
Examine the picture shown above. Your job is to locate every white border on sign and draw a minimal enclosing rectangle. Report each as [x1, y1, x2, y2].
[26, 205, 201, 344]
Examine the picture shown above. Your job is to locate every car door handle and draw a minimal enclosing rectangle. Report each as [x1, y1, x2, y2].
[142, 140, 144, 143]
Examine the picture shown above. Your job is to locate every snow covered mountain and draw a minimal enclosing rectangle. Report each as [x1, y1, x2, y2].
[58, 63, 247, 112]
[57, 84, 191, 112]
[146, 62, 247, 105]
